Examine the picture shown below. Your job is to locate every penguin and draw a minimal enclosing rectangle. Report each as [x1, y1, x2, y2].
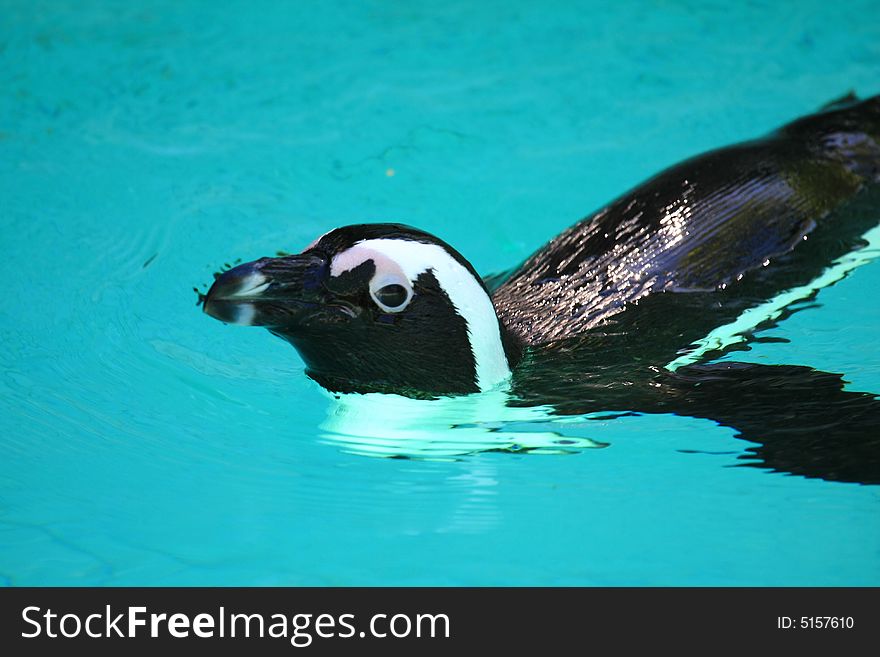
[203, 223, 517, 396]
[201, 92, 880, 483]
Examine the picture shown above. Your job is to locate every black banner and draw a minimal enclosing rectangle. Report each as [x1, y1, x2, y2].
[1, 587, 876, 654]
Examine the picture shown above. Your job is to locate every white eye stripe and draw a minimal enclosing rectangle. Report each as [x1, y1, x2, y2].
[331, 246, 415, 311]
[330, 246, 402, 280]
[330, 238, 511, 391]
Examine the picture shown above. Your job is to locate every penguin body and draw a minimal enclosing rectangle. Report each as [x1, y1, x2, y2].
[493, 92, 880, 345]
[201, 94, 880, 483]
[204, 93, 880, 396]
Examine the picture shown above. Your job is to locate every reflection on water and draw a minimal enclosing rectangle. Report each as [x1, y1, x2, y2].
[318, 389, 608, 459]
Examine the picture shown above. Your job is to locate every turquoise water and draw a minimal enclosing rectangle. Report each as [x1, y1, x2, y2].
[2, 0, 879, 585]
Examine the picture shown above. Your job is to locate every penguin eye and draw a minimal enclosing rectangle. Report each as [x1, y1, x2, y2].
[370, 282, 412, 312]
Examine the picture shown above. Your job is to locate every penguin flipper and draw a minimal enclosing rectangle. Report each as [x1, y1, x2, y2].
[664, 222, 880, 371]
[595, 185, 880, 370]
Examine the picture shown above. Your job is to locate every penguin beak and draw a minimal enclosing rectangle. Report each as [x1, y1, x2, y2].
[202, 253, 327, 327]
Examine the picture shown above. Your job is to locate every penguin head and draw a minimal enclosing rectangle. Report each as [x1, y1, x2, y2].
[203, 224, 516, 397]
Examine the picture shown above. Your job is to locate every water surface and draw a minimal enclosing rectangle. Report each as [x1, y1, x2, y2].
[2, 0, 879, 585]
